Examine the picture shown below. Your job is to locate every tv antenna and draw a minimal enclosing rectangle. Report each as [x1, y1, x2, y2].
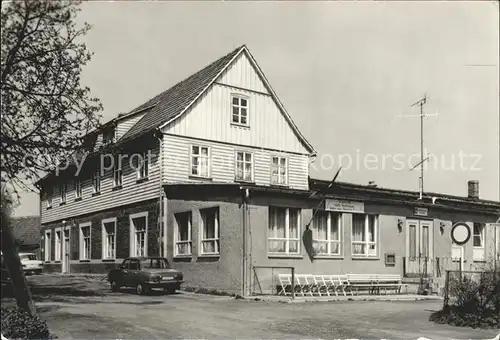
[396, 94, 439, 200]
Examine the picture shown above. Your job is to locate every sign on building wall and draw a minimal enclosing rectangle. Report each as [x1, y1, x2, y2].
[414, 207, 428, 217]
[325, 199, 365, 213]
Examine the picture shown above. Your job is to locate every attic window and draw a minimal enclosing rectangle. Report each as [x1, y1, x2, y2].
[231, 95, 249, 126]
[102, 129, 115, 145]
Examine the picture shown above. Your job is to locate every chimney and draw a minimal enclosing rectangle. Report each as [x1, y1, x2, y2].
[467, 180, 479, 199]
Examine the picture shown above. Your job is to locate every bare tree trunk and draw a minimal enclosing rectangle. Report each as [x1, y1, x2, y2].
[0, 208, 37, 316]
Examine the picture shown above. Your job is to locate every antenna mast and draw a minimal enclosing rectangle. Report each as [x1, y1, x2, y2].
[397, 94, 438, 200]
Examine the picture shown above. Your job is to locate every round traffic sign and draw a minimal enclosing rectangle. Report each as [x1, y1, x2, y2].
[451, 222, 471, 245]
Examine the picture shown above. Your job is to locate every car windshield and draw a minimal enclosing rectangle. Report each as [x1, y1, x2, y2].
[20, 254, 37, 261]
[140, 258, 171, 269]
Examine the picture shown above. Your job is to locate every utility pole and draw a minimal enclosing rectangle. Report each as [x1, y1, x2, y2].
[397, 94, 438, 200]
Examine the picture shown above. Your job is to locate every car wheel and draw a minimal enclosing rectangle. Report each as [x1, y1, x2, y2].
[110, 280, 120, 292]
[136, 283, 148, 295]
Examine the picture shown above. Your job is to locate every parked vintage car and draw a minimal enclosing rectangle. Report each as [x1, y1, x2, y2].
[19, 253, 43, 275]
[107, 257, 184, 295]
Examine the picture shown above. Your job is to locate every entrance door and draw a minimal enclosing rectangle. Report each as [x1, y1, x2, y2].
[405, 219, 433, 277]
[62, 229, 70, 274]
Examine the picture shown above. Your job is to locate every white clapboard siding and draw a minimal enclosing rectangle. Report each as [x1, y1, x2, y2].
[217, 52, 269, 94]
[163, 134, 309, 190]
[41, 147, 161, 224]
[164, 61, 311, 155]
[116, 112, 147, 141]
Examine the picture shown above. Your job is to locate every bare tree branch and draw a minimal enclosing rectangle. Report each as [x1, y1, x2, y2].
[1, 0, 103, 189]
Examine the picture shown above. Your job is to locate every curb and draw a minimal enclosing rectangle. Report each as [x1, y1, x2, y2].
[242, 295, 444, 303]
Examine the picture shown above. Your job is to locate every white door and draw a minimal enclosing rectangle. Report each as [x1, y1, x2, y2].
[405, 219, 433, 276]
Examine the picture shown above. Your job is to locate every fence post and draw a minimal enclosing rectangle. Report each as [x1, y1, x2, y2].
[443, 270, 450, 308]
[291, 267, 295, 300]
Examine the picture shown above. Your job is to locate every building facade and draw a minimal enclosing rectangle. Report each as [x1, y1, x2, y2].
[38, 45, 500, 296]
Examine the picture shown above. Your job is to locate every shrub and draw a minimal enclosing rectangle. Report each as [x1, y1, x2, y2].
[1, 305, 53, 339]
[431, 266, 500, 328]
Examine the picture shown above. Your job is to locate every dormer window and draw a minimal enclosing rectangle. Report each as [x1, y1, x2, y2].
[60, 183, 67, 204]
[231, 95, 249, 126]
[46, 187, 53, 209]
[102, 128, 115, 146]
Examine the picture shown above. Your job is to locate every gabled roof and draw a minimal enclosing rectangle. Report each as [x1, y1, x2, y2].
[119, 45, 316, 154]
[11, 216, 41, 246]
[120, 46, 244, 142]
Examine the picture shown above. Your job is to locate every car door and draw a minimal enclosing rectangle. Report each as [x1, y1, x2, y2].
[129, 259, 141, 285]
[121, 259, 131, 285]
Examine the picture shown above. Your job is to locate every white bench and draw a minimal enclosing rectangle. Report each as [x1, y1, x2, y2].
[346, 274, 402, 295]
[371, 274, 402, 294]
[346, 274, 379, 295]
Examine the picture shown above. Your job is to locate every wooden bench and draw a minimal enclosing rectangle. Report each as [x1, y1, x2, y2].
[346, 274, 402, 295]
[346, 274, 379, 295]
[371, 274, 402, 294]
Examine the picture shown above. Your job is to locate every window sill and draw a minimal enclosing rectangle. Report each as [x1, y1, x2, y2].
[268, 254, 303, 259]
[102, 259, 115, 262]
[136, 177, 149, 184]
[189, 175, 212, 181]
[198, 254, 220, 258]
[46, 206, 52, 210]
[74, 197, 82, 202]
[230, 122, 250, 129]
[54, 261, 61, 264]
[235, 179, 255, 184]
[473, 259, 486, 263]
[79, 259, 91, 263]
[352, 256, 380, 260]
[174, 254, 192, 259]
[92, 192, 101, 197]
[112, 185, 122, 191]
[59, 202, 66, 206]
[313, 255, 344, 260]
[44, 261, 51, 264]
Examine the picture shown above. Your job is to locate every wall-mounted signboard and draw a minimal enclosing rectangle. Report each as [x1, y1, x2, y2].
[325, 199, 365, 213]
[414, 207, 428, 217]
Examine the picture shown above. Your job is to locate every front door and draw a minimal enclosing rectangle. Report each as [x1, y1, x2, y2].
[405, 219, 433, 277]
[62, 229, 70, 274]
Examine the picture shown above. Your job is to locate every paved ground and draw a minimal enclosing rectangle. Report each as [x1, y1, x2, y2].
[2, 275, 499, 340]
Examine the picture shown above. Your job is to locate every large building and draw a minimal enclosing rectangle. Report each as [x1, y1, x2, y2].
[38, 45, 500, 296]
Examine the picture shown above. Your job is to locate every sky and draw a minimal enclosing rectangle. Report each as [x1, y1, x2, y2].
[13, 0, 500, 216]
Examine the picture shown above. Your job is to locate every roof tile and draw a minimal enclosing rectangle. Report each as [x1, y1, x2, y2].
[120, 45, 245, 142]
